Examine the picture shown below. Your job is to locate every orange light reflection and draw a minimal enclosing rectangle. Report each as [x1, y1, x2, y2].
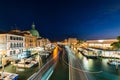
[53, 46, 59, 61]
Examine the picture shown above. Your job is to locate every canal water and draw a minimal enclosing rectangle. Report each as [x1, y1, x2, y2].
[0, 54, 49, 80]
[77, 52, 120, 80]
[49, 49, 69, 80]
[2, 51, 120, 80]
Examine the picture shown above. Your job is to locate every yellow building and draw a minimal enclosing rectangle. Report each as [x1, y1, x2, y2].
[68, 38, 78, 45]
[22, 31, 37, 50]
[9, 29, 38, 50]
[37, 38, 51, 50]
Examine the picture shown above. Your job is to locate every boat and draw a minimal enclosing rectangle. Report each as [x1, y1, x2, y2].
[17, 51, 31, 59]
[86, 55, 98, 59]
[0, 72, 18, 80]
[17, 68, 25, 71]
[80, 51, 98, 59]
[107, 60, 120, 65]
[12, 58, 38, 68]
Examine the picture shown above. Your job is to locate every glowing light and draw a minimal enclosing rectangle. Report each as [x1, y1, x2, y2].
[83, 57, 88, 65]
[53, 46, 58, 60]
[98, 40, 104, 42]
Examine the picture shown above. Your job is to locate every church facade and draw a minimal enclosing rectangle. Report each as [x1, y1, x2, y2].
[0, 23, 51, 57]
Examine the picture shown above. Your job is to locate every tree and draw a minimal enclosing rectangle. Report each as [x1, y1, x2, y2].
[111, 36, 120, 70]
[111, 42, 120, 50]
[111, 36, 120, 50]
[117, 36, 120, 42]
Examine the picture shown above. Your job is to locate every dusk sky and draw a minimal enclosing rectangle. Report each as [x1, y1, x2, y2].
[0, 0, 120, 41]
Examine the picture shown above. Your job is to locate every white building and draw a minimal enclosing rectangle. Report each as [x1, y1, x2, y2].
[0, 34, 25, 56]
[86, 39, 118, 49]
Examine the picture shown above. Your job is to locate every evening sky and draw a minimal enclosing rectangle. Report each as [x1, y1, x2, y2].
[0, 0, 120, 41]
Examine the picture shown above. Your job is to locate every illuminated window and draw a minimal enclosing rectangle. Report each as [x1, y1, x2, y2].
[10, 43, 13, 48]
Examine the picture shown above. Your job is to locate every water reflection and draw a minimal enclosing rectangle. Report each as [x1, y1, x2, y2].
[53, 47, 59, 61]
[0, 54, 48, 80]
[78, 53, 94, 71]
[77, 53, 120, 80]
[83, 57, 88, 66]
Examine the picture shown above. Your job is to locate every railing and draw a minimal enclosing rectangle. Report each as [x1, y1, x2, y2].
[28, 48, 59, 80]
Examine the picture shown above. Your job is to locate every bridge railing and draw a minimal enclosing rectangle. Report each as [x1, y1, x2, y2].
[28, 55, 58, 80]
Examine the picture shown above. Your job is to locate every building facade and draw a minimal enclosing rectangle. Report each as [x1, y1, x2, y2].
[0, 23, 51, 57]
[86, 39, 118, 49]
[21, 31, 37, 50]
[68, 38, 78, 45]
[0, 34, 25, 56]
[37, 38, 51, 50]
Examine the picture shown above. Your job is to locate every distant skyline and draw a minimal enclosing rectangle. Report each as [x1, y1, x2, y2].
[0, 0, 120, 41]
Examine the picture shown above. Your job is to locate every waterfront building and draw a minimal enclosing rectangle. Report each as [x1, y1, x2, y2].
[60, 39, 68, 45]
[0, 33, 25, 56]
[37, 38, 51, 50]
[86, 39, 118, 49]
[9, 23, 40, 51]
[37, 37, 43, 47]
[67, 38, 78, 50]
[0, 23, 51, 56]
[21, 31, 37, 50]
[68, 38, 78, 45]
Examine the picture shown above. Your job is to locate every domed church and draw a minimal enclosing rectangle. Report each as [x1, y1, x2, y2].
[29, 22, 40, 37]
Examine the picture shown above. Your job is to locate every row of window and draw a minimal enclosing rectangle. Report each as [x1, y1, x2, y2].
[10, 49, 23, 55]
[25, 39, 36, 42]
[10, 36, 23, 41]
[10, 43, 23, 48]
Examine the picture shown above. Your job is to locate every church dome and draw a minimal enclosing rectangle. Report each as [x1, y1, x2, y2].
[29, 23, 40, 37]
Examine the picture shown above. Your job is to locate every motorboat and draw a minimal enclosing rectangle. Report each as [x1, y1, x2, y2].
[107, 60, 120, 65]
[0, 72, 18, 80]
[12, 58, 38, 68]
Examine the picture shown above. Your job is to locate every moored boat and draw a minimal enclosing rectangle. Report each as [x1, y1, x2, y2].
[107, 60, 120, 65]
